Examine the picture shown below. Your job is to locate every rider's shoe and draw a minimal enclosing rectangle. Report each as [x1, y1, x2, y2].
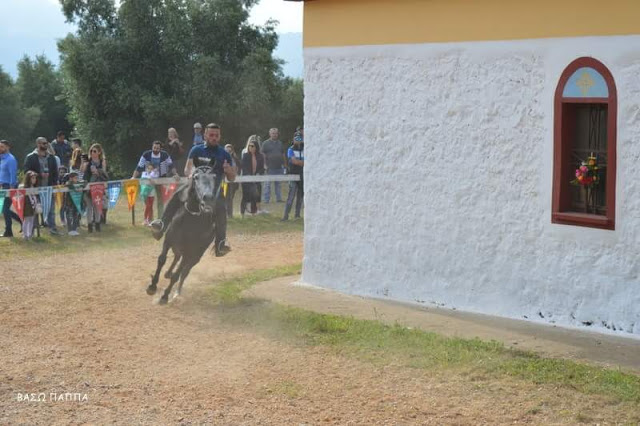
[215, 240, 231, 257]
[150, 219, 164, 241]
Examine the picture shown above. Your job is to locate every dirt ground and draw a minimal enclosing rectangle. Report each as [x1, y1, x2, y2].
[1, 231, 638, 424]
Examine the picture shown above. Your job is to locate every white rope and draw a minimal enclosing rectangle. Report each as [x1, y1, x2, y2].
[4, 175, 301, 195]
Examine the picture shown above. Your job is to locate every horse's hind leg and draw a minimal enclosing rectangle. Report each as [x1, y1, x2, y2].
[147, 240, 170, 295]
[175, 261, 196, 297]
[164, 253, 181, 279]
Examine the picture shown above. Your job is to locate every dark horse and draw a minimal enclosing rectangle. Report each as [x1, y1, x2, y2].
[146, 166, 218, 304]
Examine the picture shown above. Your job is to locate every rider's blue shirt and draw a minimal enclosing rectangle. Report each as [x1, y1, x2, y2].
[188, 143, 231, 178]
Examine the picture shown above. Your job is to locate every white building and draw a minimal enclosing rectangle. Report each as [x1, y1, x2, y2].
[293, 0, 640, 336]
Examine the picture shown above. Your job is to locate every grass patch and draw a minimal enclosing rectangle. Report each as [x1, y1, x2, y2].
[209, 267, 640, 406]
[1, 201, 152, 258]
[3, 192, 304, 258]
[227, 213, 303, 235]
[208, 263, 302, 305]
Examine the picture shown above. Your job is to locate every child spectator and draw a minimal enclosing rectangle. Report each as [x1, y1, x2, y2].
[64, 171, 83, 236]
[22, 171, 41, 240]
[141, 164, 159, 225]
[58, 165, 68, 224]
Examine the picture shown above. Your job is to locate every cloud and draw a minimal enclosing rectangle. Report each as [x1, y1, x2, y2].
[248, 0, 303, 33]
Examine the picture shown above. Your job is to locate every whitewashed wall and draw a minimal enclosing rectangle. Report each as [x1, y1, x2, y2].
[302, 36, 640, 337]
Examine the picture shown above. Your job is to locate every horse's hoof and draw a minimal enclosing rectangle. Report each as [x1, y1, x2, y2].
[146, 285, 157, 295]
[164, 271, 172, 279]
[159, 296, 168, 305]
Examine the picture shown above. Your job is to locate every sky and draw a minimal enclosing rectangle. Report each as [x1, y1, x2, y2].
[0, 0, 303, 77]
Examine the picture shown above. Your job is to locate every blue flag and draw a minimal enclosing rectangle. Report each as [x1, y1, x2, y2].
[108, 182, 122, 210]
[39, 186, 53, 219]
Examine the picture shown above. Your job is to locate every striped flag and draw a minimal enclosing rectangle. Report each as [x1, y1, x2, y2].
[38, 186, 53, 220]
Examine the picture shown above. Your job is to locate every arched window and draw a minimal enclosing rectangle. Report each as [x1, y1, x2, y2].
[552, 57, 617, 230]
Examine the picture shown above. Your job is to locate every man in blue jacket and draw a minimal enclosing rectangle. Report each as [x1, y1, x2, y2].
[0, 140, 21, 237]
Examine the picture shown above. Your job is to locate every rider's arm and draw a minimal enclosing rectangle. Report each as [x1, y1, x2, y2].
[224, 160, 236, 182]
[184, 158, 194, 177]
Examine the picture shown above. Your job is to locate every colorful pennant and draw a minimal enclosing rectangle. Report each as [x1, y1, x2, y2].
[11, 189, 25, 221]
[90, 184, 105, 213]
[55, 185, 65, 210]
[123, 179, 139, 211]
[107, 182, 122, 210]
[69, 184, 84, 213]
[38, 186, 53, 220]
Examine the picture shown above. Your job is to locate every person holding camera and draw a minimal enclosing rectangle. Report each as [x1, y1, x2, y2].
[24, 137, 60, 235]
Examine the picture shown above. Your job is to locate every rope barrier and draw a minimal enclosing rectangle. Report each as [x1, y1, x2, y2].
[5, 174, 301, 195]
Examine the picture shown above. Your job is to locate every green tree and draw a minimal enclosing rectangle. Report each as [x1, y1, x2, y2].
[16, 55, 72, 148]
[0, 67, 40, 161]
[58, 0, 302, 175]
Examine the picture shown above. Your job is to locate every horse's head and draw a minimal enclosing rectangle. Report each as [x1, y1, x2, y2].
[190, 165, 218, 213]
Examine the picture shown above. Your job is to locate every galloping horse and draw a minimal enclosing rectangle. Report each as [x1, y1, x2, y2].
[146, 166, 218, 304]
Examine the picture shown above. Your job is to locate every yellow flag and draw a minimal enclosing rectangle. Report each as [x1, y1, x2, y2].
[123, 179, 140, 211]
[222, 182, 228, 198]
[55, 185, 65, 209]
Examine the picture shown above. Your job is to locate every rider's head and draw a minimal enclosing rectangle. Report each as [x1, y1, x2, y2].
[152, 140, 162, 154]
[205, 123, 221, 146]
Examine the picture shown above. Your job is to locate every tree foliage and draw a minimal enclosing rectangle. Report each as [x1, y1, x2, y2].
[0, 59, 70, 162]
[16, 56, 72, 155]
[59, 0, 304, 174]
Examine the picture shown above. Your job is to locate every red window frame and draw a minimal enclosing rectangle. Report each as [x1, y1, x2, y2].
[552, 57, 617, 230]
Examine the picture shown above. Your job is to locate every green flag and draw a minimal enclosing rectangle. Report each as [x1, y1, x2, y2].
[0, 190, 5, 212]
[69, 184, 84, 213]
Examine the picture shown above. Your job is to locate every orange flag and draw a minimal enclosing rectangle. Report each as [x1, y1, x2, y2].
[123, 179, 140, 211]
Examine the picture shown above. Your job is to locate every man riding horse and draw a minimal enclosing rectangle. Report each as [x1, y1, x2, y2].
[150, 122, 236, 257]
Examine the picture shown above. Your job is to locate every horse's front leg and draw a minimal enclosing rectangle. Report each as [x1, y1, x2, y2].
[147, 240, 170, 295]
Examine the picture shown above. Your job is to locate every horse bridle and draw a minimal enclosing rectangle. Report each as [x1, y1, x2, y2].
[184, 166, 218, 216]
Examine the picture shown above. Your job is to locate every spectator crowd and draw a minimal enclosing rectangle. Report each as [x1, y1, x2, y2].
[0, 123, 304, 240]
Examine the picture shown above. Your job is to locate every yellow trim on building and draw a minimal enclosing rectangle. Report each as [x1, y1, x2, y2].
[303, 0, 640, 47]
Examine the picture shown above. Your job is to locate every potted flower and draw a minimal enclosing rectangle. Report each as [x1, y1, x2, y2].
[570, 153, 600, 214]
